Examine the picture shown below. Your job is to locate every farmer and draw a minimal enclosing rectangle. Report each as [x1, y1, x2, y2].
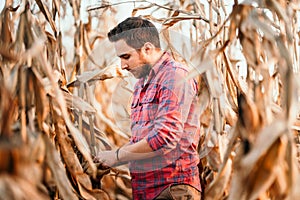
[95, 17, 201, 200]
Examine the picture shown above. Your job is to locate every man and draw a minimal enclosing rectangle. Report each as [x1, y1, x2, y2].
[95, 17, 201, 200]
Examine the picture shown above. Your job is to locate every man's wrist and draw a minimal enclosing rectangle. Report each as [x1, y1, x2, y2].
[115, 147, 121, 161]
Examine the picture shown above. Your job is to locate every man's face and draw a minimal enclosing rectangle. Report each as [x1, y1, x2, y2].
[115, 39, 151, 79]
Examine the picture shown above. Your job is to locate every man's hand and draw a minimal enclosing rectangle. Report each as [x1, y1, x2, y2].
[94, 150, 117, 167]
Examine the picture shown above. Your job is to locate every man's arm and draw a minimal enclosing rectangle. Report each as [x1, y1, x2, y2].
[94, 138, 157, 167]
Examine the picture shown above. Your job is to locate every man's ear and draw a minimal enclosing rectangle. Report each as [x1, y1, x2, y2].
[142, 42, 154, 55]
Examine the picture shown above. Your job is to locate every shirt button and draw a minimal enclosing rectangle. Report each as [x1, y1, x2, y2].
[135, 121, 138, 124]
[138, 103, 142, 106]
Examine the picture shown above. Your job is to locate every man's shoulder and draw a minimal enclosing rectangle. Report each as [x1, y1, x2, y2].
[157, 60, 189, 80]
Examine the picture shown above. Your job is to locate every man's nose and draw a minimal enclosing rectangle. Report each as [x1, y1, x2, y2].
[121, 61, 128, 70]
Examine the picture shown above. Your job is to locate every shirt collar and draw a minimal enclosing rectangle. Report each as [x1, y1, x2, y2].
[148, 51, 171, 80]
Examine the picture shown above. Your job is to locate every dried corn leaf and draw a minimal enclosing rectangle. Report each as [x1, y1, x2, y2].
[0, 47, 17, 61]
[185, 55, 214, 81]
[36, 50, 97, 179]
[0, 86, 17, 137]
[223, 51, 248, 95]
[162, 15, 208, 28]
[55, 119, 110, 199]
[241, 120, 287, 170]
[0, 7, 13, 47]
[132, 3, 154, 17]
[29, 68, 49, 131]
[77, 183, 110, 200]
[206, 66, 223, 98]
[63, 91, 96, 114]
[0, 174, 50, 200]
[68, 65, 121, 88]
[205, 158, 232, 200]
[72, 111, 113, 149]
[246, 137, 287, 200]
[237, 93, 261, 137]
[43, 134, 78, 200]
[35, 0, 57, 36]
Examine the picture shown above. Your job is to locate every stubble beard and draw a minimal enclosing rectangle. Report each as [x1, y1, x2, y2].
[137, 64, 152, 79]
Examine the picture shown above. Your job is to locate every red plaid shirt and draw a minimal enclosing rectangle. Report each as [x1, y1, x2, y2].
[129, 52, 201, 199]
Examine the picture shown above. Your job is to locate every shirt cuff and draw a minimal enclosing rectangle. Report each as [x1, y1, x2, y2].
[146, 133, 170, 155]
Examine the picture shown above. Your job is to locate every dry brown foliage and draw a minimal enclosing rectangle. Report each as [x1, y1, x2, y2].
[0, 0, 300, 200]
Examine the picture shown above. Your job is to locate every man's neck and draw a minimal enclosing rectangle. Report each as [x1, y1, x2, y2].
[149, 49, 164, 66]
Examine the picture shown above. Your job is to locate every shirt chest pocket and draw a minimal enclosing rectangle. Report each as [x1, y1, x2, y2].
[131, 90, 159, 122]
[141, 91, 159, 121]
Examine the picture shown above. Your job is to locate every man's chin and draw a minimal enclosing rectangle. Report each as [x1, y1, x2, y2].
[135, 75, 143, 79]
[129, 72, 143, 79]
[130, 72, 141, 79]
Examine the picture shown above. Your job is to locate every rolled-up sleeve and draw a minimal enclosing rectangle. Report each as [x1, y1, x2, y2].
[146, 73, 196, 155]
[146, 86, 182, 154]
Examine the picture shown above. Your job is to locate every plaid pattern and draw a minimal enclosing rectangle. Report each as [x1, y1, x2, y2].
[130, 52, 201, 200]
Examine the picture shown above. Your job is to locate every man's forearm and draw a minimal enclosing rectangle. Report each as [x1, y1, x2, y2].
[117, 138, 157, 162]
[94, 138, 158, 167]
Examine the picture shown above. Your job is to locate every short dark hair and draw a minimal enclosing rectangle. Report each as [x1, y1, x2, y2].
[107, 17, 160, 49]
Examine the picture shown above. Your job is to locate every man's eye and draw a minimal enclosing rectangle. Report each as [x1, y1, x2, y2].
[122, 55, 130, 60]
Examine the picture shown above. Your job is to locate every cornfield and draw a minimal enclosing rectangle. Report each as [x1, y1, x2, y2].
[0, 0, 300, 199]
